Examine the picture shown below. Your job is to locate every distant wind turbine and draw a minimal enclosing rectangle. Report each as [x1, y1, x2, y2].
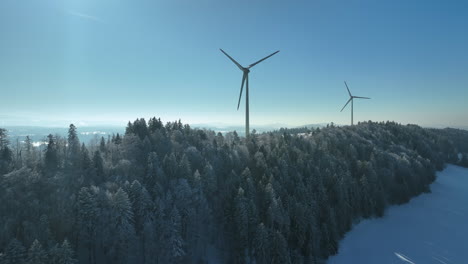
[340, 81, 370, 125]
[220, 49, 279, 137]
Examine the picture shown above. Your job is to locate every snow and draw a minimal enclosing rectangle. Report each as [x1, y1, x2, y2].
[328, 165, 468, 264]
[32, 141, 47, 147]
[80, 131, 107, 135]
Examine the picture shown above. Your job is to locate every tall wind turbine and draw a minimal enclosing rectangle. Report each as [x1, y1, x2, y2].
[220, 49, 279, 137]
[340, 81, 370, 125]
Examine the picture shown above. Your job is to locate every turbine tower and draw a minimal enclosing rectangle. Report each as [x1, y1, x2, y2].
[340, 81, 370, 125]
[220, 49, 279, 137]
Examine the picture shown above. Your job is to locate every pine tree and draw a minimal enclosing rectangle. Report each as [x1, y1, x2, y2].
[67, 124, 80, 169]
[26, 240, 48, 264]
[178, 180, 201, 249]
[201, 163, 216, 198]
[188, 181, 211, 262]
[0, 147, 13, 176]
[163, 153, 178, 179]
[125, 121, 134, 135]
[142, 219, 157, 264]
[108, 188, 136, 264]
[145, 152, 166, 194]
[114, 133, 122, 145]
[270, 231, 289, 264]
[48, 240, 77, 264]
[80, 143, 91, 171]
[0, 128, 9, 149]
[99, 137, 106, 154]
[0, 128, 13, 175]
[253, 223, 269, 264]
[167, 206, 185, 263]
[2, 238, 26, 264]
[78, 187, 98, 264]
[133, 118, 149, 140]
[177, 154, 192, 179]
[234, 187, 249, 262]
[24, 136, 33, 166]
[44, 134, 58, 175]
[38, 215, 54, 248]
[148, 117, 163, 133]
[92, 151, 105, 183]
[128, 180, 153, 233]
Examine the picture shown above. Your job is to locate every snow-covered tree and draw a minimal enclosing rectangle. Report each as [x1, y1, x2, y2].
[26, 240, 47, 264]
[1, 238, 26, 264]
[48, 240, 77, 264]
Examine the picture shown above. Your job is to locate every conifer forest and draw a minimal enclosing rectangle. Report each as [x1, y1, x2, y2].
[1, 119, 468, 264]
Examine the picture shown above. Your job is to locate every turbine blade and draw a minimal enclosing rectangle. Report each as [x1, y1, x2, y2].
[340, 98, 352, 112]
[220, 49, 243, 71]
[344, 81, 352, 97]
[353, 96, 371, 99]
[237, 73, 247, 110]
[248, 50, 280, 68]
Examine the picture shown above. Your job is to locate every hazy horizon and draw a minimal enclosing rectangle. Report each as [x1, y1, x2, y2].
[2, 117, 467, 131]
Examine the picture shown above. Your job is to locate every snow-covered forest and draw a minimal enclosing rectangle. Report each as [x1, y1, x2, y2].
[1, 119, 468, 264]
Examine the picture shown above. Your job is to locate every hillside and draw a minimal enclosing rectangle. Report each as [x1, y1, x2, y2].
[329, 165, 468, 264]
[0, 120, 468, 264]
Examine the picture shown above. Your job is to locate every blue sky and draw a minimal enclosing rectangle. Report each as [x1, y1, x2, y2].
[1, 0, 467, 128]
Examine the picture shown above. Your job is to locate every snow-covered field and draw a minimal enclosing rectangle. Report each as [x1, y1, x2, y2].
[328, 165, 468, 264]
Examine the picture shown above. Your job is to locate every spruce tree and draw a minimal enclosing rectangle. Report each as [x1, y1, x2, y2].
[99, 137, 106, 153]
[77, 187, 97, 264]
[92, 151, 105, 183]
[0, 128, 9, 149]
[48, 240, 77, 264]
[114, 133, 122, 145]
[26, 240, 47, 264]
[44, 134, 58, 175]
[234, 187, 248, 261]
[24, 136, 32, 159]
[0, 128, 13, 175]
[253, 223, 269, 264]
[67, 124, 80, 168]
[108, 188, 136, 264]
[168, 206, 185, 263]
[80, 143, 91, 171]
[2, 238, 26, 264]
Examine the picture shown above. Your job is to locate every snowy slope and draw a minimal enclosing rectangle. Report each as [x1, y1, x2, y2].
[328, 165, 468, 264]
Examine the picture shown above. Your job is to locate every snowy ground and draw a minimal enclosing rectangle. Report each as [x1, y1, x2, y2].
[328, 165, 468, 264]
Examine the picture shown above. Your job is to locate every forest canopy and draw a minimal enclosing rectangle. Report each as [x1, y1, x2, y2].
[1, 120, 468, 264]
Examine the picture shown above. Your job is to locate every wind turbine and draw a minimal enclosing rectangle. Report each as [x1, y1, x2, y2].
[220, 49, 279, 137]
[340, 81, 370, 125]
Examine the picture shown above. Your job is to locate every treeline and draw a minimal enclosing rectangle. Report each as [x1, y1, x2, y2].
[0, 120, 467, 264]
